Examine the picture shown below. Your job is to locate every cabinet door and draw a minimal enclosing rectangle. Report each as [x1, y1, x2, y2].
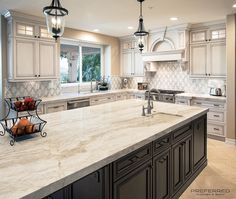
[193, 116, 207, 170]
[172, 143, 184, 194]
[134, 51, 144, 76]
[38, 41, 58, 78]
[15, 22, 35, 38]
[14, 38, 37, 79]
[113, 161, 152, 199]
[72, 168, 107, 199]
[122, 51, 133, 76]
[153, 149, 171, 199]
[190, 30, 207, 44]
[45, 186, 71, 199]
[183, 134, 193, 180]
[209, 42, 226, 77]
[190, 44, 208, 77]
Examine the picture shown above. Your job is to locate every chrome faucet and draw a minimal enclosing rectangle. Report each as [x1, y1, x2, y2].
[142, 90, 154, 116]
[90, 79, 97, 93]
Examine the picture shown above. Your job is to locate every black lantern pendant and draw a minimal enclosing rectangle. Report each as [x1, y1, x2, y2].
[134, 0, 148, 52]
[43, 0, 69, 40]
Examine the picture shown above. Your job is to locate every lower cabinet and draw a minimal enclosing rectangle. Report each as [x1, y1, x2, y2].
[153, 149, 171, 199]
[113, 160, 152, 199]
[44, 115, 207, 199]
[44, 167, 109, 199]
[172, 134, 193, 195]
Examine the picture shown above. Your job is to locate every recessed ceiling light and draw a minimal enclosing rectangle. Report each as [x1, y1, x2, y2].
[170, 17, 178, 21]
[128, 26, 134, 30]
[93, 29, 99, 32]
[233, 4, 236, 8]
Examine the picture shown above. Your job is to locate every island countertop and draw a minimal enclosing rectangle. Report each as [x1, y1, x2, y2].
[0, 99, 208, 199]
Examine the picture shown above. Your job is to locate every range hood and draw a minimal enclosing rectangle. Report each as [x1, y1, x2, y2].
[142, 25, 189, 62]
[142, 49, 185, 62]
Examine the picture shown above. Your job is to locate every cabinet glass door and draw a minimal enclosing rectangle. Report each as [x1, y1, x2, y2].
[191, 31, 207, 43]
[16, 22, 35, 37]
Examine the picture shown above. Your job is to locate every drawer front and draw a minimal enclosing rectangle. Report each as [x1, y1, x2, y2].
[208, 111, 224, 122]
[208, 123, 224, 136]
[113, 144, 152, 181]
[153, 134, 171, 155]
[46, 103, 67, 113]
[192, 100, 225, 110]
[173, 123, 193, 143]
[175, 99, 189, 105]
[90, 95, 116, 105]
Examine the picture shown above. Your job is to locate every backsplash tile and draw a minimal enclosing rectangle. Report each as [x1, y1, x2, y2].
[118, 62, 226, 94]
[4, 79, 61, 98]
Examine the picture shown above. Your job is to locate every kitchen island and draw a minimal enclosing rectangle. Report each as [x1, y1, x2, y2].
[0, 99, 208, 199]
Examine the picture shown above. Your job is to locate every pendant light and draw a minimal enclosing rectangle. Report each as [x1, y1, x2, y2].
[43, 0, 69, 40]
[134, 0, 149, 52]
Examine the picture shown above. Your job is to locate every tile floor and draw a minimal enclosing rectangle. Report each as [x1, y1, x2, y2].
[180, 139, 236, 199]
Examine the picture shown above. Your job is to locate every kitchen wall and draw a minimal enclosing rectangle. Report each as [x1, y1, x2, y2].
[226, 14, 236, 143]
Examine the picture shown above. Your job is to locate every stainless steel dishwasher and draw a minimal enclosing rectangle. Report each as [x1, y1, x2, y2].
[67, 98, 90, 110]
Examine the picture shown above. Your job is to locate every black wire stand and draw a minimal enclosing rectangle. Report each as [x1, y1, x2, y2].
[0, 96, 47, 146]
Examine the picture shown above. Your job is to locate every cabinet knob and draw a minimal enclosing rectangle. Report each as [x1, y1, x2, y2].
[35, 75, 37, 77]
[34, 36, 37, 38]
[38, 75, 41, 77]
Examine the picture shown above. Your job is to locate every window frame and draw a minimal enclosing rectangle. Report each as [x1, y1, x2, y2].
[60, 38, 104, 86]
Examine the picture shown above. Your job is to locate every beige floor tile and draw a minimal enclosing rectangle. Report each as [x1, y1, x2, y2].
[181, 138, 236, 199]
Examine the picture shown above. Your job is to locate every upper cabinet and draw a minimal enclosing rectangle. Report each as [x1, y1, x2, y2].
[190, 24, 226, 78]
[120, 39, 145, 77]
[4, 10, 59, 81]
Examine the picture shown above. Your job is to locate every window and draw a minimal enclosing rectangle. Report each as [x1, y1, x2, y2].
[60, 42, 102, 84]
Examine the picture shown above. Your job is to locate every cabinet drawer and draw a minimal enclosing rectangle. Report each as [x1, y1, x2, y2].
[175, 99, 189, 105]
[208, 123, 224, 136]
[208, 111, 224, 122]
[172, 123, 193, 143]
[153, 134, 171, 155]
[90, 95, 116, 106]
[45, 102, 67, 114]
[113, 144, 152, 181]
[192, 100, 225, 110]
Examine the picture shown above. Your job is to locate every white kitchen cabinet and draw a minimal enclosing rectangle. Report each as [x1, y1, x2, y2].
[9, 37, 58, 80]
[120, 39, 145, 77]
[4, 10, 59, 81]
[190, 44, 207, 76]
[175, 96, 227, 140]
[38, 41, 58, 79]
[189, 25, 226, 78]
[14, 38, 37, 79]
[209, 42, 226, 76]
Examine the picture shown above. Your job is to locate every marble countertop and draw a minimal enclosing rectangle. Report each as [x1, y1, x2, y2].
[41, 89, 146, 104]
[176, 93, 226, 102]
[0, 100, 208, 199]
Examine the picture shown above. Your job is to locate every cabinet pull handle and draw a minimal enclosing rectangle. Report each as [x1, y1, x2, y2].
[196, 102, 202, 105]
[213, 115, 220, 117]
[214, 128, 220, 131]
[214, 104, 220, 107]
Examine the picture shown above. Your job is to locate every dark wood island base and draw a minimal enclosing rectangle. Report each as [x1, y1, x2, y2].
[44, 114, 207, 199]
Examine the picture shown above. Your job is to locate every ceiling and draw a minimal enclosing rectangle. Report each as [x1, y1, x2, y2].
[0, 0, 236, 37]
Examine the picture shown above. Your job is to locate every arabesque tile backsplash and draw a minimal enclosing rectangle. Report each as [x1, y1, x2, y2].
[4, 79, 61, 98]
[4, 62, 226, 98]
